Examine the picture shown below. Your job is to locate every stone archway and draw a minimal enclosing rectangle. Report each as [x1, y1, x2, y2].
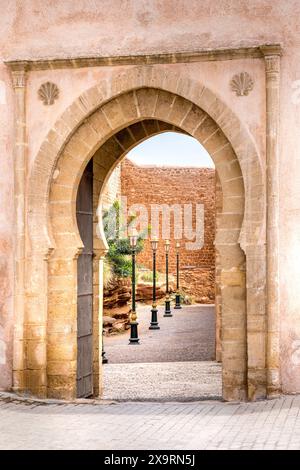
[23, 67, 266, 401]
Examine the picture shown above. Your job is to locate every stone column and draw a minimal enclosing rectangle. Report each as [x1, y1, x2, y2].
[215, 172, 223, 362]
[93, 156, 109, 396]
[92, 248, 108, 396]
[11, 62, 28, 393]
[97, 250, 107, 396]
[261, 45, 282, 397]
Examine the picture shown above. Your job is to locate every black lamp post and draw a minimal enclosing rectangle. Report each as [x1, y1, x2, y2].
[129, 229, 140, 344]
[163, 239, 172, 317]
[174, 241, 182, 309]
[102, 329, 108, 363]
[149, 237, 160, 329]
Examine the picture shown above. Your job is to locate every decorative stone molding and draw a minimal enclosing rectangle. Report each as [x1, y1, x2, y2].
[12, 71, 26, 88]
[230, 72, 254, 96]
[265, 55, 280, 75]
[38, 82, 59, 105]
[11, 62, 28, 88]
[5, 44, 282, 71]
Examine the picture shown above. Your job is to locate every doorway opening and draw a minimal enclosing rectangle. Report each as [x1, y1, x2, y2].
[76, 130, 223, 400]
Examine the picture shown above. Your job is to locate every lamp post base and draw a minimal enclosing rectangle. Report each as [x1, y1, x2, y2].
[102, 329, 108, 363]
[163, 299, 172, 317]
[149, 306, 160, 329]
[174, 293, 182, 309]
[102, 352, 108, 364]
[129, 321, 140, 344]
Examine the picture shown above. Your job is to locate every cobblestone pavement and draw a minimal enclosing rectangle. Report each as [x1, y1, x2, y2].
[1, 396, 300, 449]
[104, 304, 216, 363]
[103, 361, 222, 401]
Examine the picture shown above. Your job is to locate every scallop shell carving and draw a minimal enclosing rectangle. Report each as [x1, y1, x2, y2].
[230, 72, 254, 96]
[38, 82, 59, 105]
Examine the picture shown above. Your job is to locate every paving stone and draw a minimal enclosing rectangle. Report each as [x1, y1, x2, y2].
[0, 397, 300, 450]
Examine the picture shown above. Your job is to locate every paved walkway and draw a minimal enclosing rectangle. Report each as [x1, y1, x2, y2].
[103, 361, 222, 401]
[104, 304, 216, 363]
[1, 396, 300, 449]
[103, 304, 221, 400]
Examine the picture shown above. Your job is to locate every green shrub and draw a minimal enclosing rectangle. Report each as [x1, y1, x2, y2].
[102, 200, 145, 278]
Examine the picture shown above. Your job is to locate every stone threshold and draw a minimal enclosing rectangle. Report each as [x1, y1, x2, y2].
[1, 390, 294, 407]
[0, 390, 225, 406]
[0, 391, 116, 406]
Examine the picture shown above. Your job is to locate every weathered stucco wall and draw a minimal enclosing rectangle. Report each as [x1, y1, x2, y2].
[0, 0, 300, 393]
[0, 1, 297, 60]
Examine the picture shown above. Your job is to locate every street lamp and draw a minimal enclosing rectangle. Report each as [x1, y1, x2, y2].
[174, 241, 182, 309]
[129, 229, 140, 344]
[163, 239, 172, 317]
[149, 237, 160, 330]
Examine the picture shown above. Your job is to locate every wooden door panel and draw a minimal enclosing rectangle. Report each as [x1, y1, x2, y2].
[76, 159, 93, 398]
[77, 294, 93, 336]
[77, 254, 93, 296]
[77, 213, 93, 251]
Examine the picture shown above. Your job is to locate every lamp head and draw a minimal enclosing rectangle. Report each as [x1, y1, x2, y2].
[150, 236, 159, 251]
[129, 228, 138, 248]
[164, 239, 170, 253]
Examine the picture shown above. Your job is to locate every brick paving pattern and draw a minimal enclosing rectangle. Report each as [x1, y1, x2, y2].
[1, 396, 300, 449]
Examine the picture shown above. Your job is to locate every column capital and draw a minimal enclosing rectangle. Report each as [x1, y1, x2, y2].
[99, 249, 108, 259]
[260, 45, 281, 77]
[259, 44, 282, 58]
[95, 248, 108, 260]
[264, 55, 280, 75]
[10, 62, 29, 89]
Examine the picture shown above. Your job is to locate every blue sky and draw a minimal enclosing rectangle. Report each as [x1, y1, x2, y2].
[126, 132, 215, 168]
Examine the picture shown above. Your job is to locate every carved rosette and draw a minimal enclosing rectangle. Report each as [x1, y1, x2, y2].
[230, 72, 254, 96]
[38, 82, 59, 105]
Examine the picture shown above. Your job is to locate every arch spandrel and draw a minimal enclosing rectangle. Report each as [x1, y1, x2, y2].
[28, 67, 264, 254]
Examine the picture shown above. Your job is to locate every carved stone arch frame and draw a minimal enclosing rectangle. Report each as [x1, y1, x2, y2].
[16, 66, 268, 401]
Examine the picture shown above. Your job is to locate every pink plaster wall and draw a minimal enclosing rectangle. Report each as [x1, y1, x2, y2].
[0, 62, 14, 389]
[0, 1, 298, 60]
[0, 0, 300, 392]
[26, 59, 265, 170]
